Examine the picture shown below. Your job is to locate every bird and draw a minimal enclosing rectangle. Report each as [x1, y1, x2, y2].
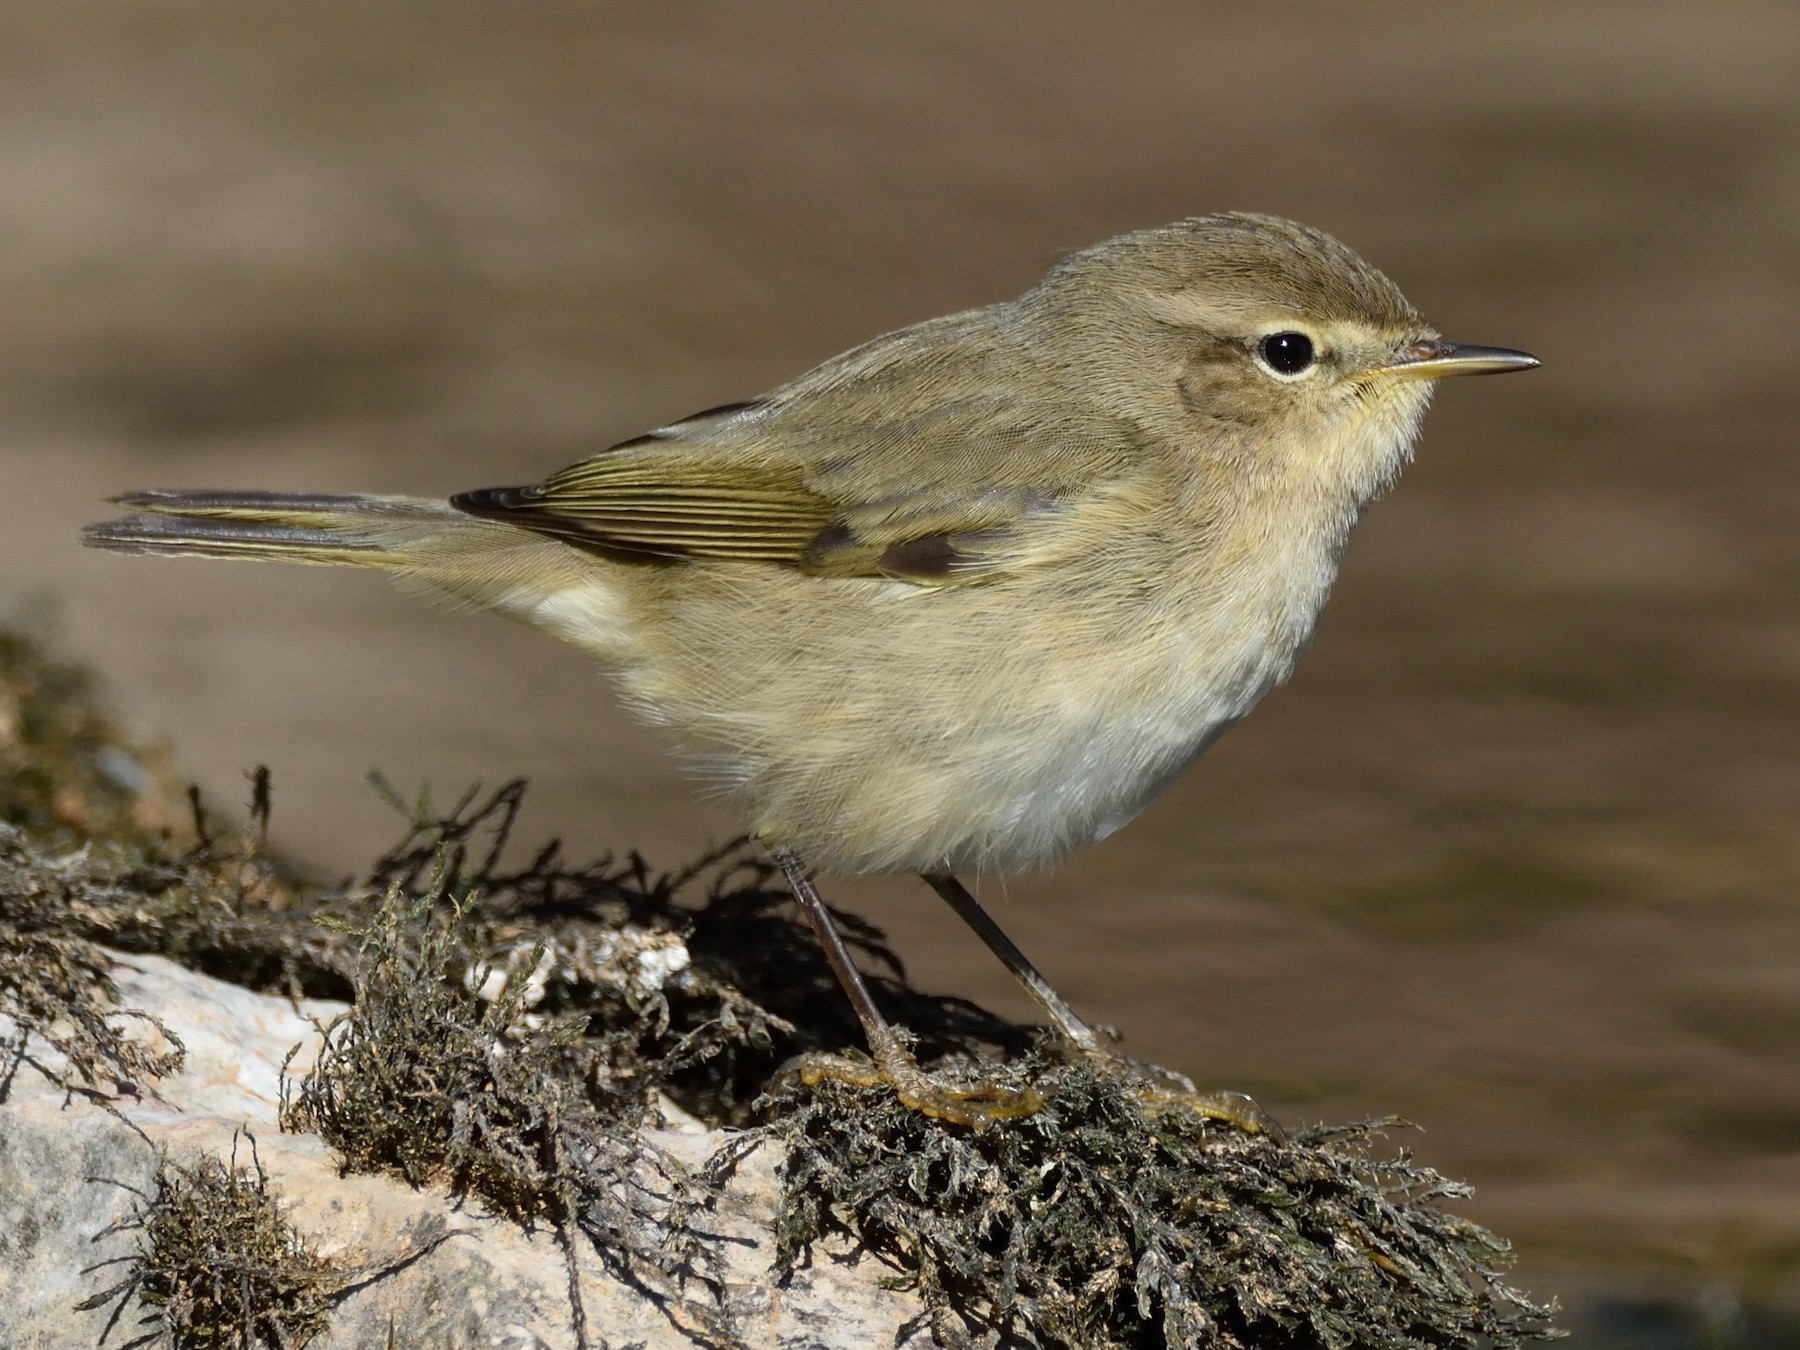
[85, 212, 1538, 1130]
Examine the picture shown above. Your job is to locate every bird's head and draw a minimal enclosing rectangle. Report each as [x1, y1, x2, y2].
[1019, 212, 1537, 506]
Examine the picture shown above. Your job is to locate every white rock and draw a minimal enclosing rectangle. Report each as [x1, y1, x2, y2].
[0, 952, 931, 1349]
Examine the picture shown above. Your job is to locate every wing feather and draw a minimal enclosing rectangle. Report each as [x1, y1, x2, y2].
[451, 308, 1145, 584]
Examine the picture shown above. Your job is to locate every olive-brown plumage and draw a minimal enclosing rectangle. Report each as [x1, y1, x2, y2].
[86, 213, 1537, 1126]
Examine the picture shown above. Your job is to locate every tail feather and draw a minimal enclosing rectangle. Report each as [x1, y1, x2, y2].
[108, 488, 402, 519]
[83, 490, 457, 567]
[83, 510, 389, 564]
[81, 488, 630, 660]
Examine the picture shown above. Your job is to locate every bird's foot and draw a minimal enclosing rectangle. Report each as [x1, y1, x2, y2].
[1078, 1049, 1285, 1140]
[773, 1048, 1045, 1128]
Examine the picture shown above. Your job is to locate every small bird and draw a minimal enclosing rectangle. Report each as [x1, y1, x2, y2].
[86, 213, 1537, 1129]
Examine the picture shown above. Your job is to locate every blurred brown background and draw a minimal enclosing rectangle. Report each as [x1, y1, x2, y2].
[2, 2, 1796, 1337]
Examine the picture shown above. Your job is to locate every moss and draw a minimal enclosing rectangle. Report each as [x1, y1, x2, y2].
[0, 624, 186, 847]
[0, 825, 187, 1101]
[766, 1059, 1559, 1349]
[79, 1136, 340, 1350]
[0, 766, 352, 1107]
[278, 863, 741, 1349]
[343, 776, 1027, 1127]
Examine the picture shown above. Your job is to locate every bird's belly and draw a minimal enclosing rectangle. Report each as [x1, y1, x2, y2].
[625, 562, 1322, 878]
[931, 689, 1251, 874]
[730, 646, 1282, 878]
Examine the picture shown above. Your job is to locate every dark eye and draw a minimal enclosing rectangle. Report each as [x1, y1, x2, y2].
[1258, 331, 1315, 375]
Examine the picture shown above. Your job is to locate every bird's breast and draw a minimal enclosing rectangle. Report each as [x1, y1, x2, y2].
[925, 498, 1351, 871]
[618, 490, 1349, 876]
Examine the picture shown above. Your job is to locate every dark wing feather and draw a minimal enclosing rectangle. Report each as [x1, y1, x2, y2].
[455, 460, 830, 562]
[800, 486, 1056, 581]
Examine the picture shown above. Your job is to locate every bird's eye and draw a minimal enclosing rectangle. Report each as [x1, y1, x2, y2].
[1258, 331, 1315, 376]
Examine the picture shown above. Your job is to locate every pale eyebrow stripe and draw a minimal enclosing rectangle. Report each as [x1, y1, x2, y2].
[1138, 290, 1306, 330]
[1141, 295, 1410, 363]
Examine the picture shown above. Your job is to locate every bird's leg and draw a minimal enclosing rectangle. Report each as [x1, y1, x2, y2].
[922, 872, 1282, 1137]
[921, 872, 1107, 1054]
[770, 846, 1042, 1126]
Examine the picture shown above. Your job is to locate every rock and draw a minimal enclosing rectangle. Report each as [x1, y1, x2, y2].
[0, 952, 930, 1349]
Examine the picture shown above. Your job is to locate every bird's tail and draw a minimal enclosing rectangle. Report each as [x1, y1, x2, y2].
[83, 488, 634, 661]
[82, 489, 464, 568]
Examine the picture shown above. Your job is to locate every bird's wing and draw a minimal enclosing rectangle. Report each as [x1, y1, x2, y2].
[453, 402, 832, 566]
[453, 312, 1145, 586]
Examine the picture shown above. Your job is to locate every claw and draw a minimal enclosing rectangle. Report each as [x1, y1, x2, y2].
[897, 1077, 1045, 1126]
[774, 1050, 1045, 1128]
[1148, 1085, 1287, 1140]
[1065, 1047, 1283, 1138]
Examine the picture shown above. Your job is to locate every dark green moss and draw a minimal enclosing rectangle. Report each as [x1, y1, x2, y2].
[277, 865, 741, 1350]
[341, 775, 1027, 1126]
[0, 825, 187, 1101]
[764, 1059, 1560, 1349]
[80, 1136, 340, 1350]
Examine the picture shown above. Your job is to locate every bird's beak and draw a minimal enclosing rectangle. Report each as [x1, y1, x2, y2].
[1376, 340, 1540, 381]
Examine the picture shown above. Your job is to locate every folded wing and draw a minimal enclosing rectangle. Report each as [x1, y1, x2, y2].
[452, 313, 1145, 586]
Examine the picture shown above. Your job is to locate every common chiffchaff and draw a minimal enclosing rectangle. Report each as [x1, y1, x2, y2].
[87, 213, 1537, 1128]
